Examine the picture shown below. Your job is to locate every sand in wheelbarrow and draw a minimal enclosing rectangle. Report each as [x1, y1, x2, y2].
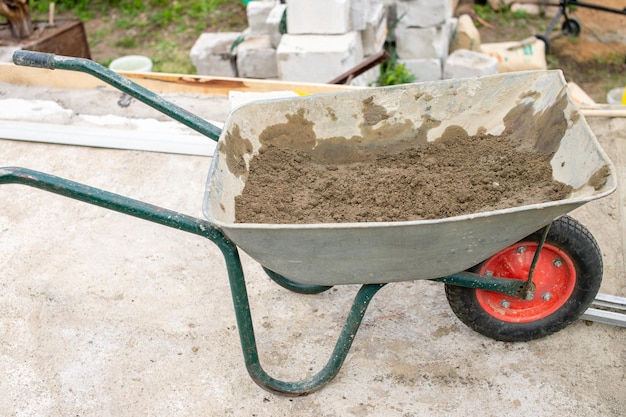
[235, 128, 573, 224]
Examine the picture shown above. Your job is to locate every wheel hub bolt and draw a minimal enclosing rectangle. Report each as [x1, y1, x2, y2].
[553, 259, 563, 268]
[543, 292, 552, 301]
[517, 246, 527, 253]
[501, 300, 511, 308]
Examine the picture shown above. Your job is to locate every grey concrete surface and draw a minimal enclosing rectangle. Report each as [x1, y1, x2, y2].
[0, 93, 624, 416]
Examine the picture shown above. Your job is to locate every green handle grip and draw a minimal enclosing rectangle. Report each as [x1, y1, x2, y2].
[13, 51, 56, 69]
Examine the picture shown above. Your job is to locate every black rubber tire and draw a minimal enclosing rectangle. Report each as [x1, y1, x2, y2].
[535, 34, 550, 55]
[445, 215, 602, 342]
[562, 18, 582, 37]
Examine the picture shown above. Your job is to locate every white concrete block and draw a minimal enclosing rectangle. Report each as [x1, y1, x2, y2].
[398, 58, 442, 82]
[395, 22, 451, 60]
[351, 0, 372, 31]
[236, 35, 279, 79]
[443, 49, 498, 79]
[190, 32, 241, 76]
[286, 0, 352, 34]
[247, 1, 275, 34]
[396, 0, 453, 28]
[276, 32, 364, 83]
[361, 3, 388, 56]
[266, 3, 287, 48]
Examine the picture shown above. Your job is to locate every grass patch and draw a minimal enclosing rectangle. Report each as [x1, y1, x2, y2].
[115, 36, 139, 49]
[29, 0, 247, 74]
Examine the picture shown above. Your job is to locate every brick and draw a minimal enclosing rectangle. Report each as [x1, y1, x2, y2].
[190, 32, 241, 76]
[396, 0, 453, 28]
[246, 0, 275, 34]
[398, 58, 442, 82]
[351, 0, 372, 31]
[276, 32, 363, 83]
[395, 21, 451, 60]
[266, 3, 287, 48]
[236, 35, 279, 79]
[443, 49, 499, 79]
[286, 0, 352, 35]
[361, 3, 388, 56]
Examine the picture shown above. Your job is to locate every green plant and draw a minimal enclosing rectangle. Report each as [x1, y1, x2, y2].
[114, 18, 132, 29]
[511, 9, 528, 20]
[474, 4, 496, 22]
[30, 0, 93, 18]
[473, 3, 535, 28]
[376, 61, 416, 86]
[373, 12, 417, 86]
[89, 28, 109, 46]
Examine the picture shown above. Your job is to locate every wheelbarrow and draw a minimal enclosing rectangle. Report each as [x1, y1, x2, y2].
[536, 0, 626, 54]
[1, 51, 617, 395]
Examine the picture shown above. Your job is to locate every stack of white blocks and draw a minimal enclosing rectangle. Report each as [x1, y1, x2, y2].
[277, 0, 387, 84]
[190, 0, 388, 83]
[190, 1, 466, 84]
[393, 0, 455, 82]
[236, 0, 283, 79]
[190, 0, 285, 78]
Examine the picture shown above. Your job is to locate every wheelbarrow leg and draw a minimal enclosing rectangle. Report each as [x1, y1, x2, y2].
[220, 246, 385, 395]
[544, 2, 565, 40]
[0, 166, 385, 395]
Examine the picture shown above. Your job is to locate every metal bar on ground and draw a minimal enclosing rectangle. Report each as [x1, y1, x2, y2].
[581, 293, 626, 328]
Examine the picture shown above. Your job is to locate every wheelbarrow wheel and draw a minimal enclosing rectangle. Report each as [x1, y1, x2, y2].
[562, 18, 581, 37]
[445, 215, 602, 342]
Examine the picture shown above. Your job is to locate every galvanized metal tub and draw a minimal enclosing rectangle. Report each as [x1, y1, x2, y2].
[203, 70, 616, 286]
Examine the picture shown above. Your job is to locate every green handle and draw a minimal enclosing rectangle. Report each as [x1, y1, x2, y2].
[13, 51, 55, 68]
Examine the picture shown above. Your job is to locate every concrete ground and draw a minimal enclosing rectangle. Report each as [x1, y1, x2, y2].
[0, 86, 624, 416]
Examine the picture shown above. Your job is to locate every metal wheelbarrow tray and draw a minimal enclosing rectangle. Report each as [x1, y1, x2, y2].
[0, 52, 617, 395]
[204, 69, 615, 286]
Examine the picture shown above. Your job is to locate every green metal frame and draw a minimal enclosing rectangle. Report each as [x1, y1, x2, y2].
[0, 166, 539, 394]
[0, 167, 385, 395]
[3, 52, 544, 394]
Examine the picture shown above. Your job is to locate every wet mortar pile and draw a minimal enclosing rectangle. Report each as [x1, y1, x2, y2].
[235, 132, 572, 224]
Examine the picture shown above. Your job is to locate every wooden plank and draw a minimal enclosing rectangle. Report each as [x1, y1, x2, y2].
[581, 108, 626, 118]
[0, 62, 359, 96]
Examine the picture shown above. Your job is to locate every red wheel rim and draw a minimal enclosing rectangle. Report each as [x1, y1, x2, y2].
[475, 242, 577, 323]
